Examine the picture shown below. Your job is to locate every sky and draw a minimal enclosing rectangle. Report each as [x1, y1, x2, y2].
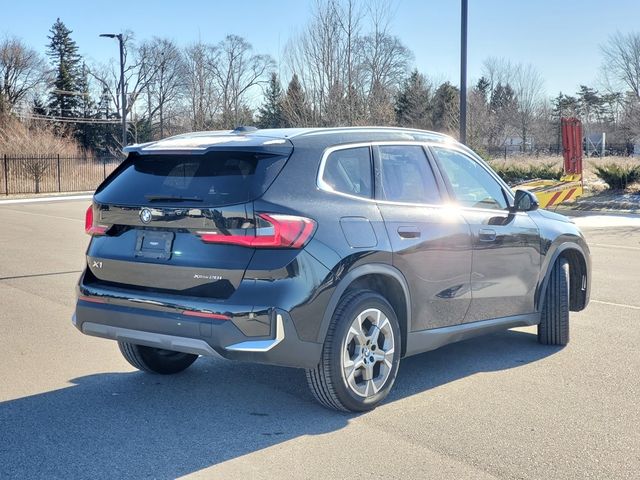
[1, 0, 639, 98]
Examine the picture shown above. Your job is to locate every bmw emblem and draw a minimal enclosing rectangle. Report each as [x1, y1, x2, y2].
[140, 208, 152, 224]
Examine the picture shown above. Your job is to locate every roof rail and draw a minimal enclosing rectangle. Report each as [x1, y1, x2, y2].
[232, 126, 258, 134]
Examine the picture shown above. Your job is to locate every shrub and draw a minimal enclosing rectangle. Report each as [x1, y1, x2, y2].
[489, 161, 563, 186]
[592, 163, 640, 190]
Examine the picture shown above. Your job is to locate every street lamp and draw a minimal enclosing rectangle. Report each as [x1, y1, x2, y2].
[460, 0, 468, 145]
[100, 33, 127, 147]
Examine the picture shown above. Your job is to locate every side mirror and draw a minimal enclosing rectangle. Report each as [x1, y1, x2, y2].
[513, 189, 539, 212]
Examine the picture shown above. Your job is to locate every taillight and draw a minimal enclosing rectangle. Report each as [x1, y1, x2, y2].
[78, 294, 106, 304]
[181, 310, 231, 321]
[85, 204, 108, 236]
[197, 213, 316, 248]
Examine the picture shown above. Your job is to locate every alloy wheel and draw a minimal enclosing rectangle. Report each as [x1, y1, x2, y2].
[341, 308, 395, 398]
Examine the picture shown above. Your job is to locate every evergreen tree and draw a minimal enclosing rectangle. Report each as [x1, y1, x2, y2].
[257, 72, 284, 128]
[487, 82, 517, 147]
[551, 92, 579, 120]
[32, 97, 47, 116]
[489, 82, 517, 113]
[601, 92, 623, 125]
[577, 85, 604, 124]
[431, 81, 459, 133]
[475, 76, 491, 102]
[46, 18, 83, 119]
[395, 70, 431, 129]
[282, 74, 312, 127]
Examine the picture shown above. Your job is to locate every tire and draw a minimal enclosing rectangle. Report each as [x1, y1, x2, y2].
[538, 258, 570, 346]
[306, 290, 402, 412]
[118, 341, 198, 374]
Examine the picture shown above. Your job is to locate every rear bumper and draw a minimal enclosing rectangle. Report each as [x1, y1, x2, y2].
[73, 291, 323, 369]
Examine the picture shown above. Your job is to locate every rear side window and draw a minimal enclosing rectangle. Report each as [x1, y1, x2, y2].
[321, 147, 372, 198]
[378, 145, 441, 204]
[95, 150, 289, 206]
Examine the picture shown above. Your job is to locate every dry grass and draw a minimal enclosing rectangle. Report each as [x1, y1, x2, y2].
[0, 115, 116, 194]
[489, 154, 640, 193]
[0, 115, 85, 156]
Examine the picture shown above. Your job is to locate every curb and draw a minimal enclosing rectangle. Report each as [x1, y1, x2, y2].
[553, 205, 640, 217]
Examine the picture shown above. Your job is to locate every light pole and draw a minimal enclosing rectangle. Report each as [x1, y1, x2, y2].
[100, 33, 127, 147]
[460, 0, 468, 145]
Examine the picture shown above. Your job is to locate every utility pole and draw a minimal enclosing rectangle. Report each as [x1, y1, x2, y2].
[100, 33, 127, 147]
[460, 0, 468, 144]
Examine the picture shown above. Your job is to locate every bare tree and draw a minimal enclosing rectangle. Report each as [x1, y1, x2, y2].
[142, 38, 186, 137]
[285, 0, 408, 126]
[466, 86, 490, 150]
[0, 36, 47, 114]
[211, 35, 273, 128]
[337, 0, 364, 123]
[601, 31, 640, 140]
[601, 31, 640, 99]
[481, 57, 515, 94]
[285, 0, 347, 125]
[359, 2, 412, 124]
[89, 32, 156, 145]
[184, 41, 221, 130]
[19, 157, 50, 193]
[480, 58, 543, 150]
[512, 63, 544, 150]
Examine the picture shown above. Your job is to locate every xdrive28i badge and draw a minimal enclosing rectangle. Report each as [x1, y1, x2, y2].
[139, 208, 152, 224]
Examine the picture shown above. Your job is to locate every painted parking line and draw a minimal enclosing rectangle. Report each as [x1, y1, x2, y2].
[591, 300, 640, 311]
[0, 194, 92, 205]
[0, 208, 83, 222]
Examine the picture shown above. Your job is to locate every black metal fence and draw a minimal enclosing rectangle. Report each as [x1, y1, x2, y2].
[1, 154, 123, 195]
[486, 143, 635, 160]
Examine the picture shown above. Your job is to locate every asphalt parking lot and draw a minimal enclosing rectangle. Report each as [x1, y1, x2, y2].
[1, 199, 639, 479]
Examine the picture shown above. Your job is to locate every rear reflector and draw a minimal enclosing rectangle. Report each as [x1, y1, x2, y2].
[197, 213, 315, 249]
[182, 310, 230, 321]
[78, 295, 106, 304]
[85, 205, 108, 236]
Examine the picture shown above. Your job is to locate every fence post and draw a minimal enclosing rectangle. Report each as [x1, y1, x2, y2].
[103, 158, 106, 179]
[4, 154, 7, 196]
[57, 154, 61, 192]
[503, 146, 507, 160]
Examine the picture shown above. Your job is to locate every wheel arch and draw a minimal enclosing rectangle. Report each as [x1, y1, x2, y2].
[318, 263, 412, 356]
[537, 242, 590, 313]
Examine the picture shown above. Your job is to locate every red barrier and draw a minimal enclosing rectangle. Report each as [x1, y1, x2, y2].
[561, 117, 583, 176]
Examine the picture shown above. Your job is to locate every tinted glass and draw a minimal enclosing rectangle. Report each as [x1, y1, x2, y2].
[379, 145, 441, 204]
[433, 147, 507, 210]
[96, 150, 289, 206]
[322, 147, 372, 198]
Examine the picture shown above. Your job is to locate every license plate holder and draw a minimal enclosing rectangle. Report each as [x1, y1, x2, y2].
[135, 230, 175, 260]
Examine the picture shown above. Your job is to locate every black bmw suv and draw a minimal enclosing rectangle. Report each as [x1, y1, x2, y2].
[74, 127, 591, 411]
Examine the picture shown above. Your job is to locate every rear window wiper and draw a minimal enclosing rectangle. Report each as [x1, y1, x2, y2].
[145, 194, 203, 202]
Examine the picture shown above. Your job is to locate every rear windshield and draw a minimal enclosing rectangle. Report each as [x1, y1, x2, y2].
[95, 149, 290, 206]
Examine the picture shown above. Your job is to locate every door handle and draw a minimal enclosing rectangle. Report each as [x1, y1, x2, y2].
[397, 226, 421, 239]
[479, 228, 497, 242]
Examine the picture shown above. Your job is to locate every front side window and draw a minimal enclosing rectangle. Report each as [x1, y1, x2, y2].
[378, 145, 441, 204]
[321, 147, 372, 198]
[432, 147, 508, 210]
